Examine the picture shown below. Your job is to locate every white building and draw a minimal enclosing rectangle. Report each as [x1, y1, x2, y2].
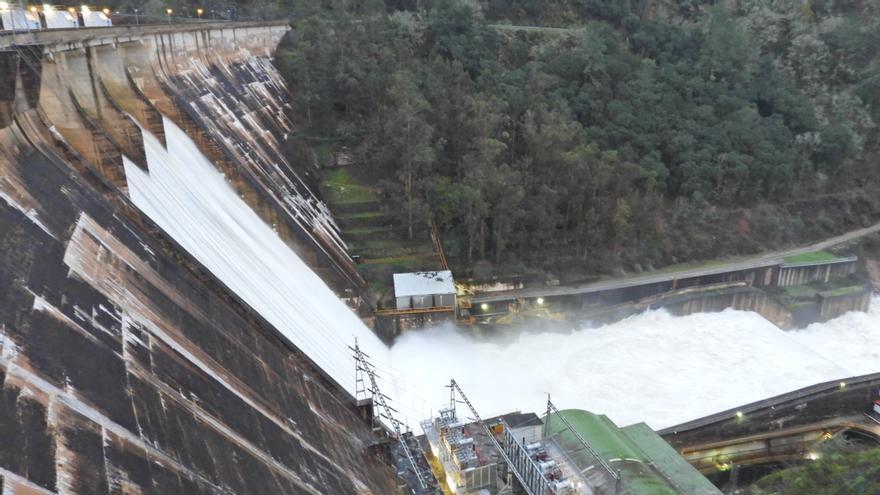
[394, 270, 455, 310]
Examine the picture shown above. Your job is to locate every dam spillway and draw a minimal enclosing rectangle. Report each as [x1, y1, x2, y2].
[0, 22, 400, 494]
[124, 114, 388, 390]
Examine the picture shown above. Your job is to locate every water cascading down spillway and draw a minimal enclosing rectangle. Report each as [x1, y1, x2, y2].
[123, 115, 391, 393]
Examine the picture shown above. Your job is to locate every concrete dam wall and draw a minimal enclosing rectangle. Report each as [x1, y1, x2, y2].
[1, 21, 364, 296]
[0, 23, 399, 495]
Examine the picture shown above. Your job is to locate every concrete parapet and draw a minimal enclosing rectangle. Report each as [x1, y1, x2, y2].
[0, 20, 290, 50]
[469, 254, 870, 329]
[658, 285, 793, 329]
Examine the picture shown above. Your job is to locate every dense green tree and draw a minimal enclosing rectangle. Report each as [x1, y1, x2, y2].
[427, 0, 498, 76]
[748, 448, 880, 495]
[275, 0, 877, 279]
[380, 70, 437, 238]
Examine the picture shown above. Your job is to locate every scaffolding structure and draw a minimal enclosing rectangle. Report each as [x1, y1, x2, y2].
[445, 379, 528, 494]
[430, 382, 605, 495]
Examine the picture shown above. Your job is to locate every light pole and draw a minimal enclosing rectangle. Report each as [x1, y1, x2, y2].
[133, 8, 138, 24]
[196, 7, 202, 18]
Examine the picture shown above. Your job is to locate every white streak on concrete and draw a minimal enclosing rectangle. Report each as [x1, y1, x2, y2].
[0, 190, 55, 238]
[0, 467, 57, 495]
[1, 360, 229, 494]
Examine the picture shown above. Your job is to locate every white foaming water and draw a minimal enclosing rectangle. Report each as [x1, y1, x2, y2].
[124, 115, 880, 431]
[791, 299, 880, 377]
[388, 303, 880, 429]
[124, 117, 390, 391]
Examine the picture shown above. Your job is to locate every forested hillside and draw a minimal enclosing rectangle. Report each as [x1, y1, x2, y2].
[746, 447, 880, 495]
[276, 0, 880, 282]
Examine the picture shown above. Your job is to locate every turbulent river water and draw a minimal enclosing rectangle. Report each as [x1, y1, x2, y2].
[125, 116, 880, 431]
[389, 303, 880, 429]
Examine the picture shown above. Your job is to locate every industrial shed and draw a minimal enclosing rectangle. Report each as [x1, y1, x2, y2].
[394, 270, 455, 309]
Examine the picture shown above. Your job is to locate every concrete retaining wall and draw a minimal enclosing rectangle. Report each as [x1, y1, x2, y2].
[472, 258, 870, 329]
[817, 288, 871, 322]
[661, 286, 793, 329]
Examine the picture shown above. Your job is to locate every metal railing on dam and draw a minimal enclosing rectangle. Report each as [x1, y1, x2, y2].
[0, 19, 290, 49]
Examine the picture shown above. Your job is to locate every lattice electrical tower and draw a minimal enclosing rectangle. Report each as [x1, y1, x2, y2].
[351, 339, 431, 491]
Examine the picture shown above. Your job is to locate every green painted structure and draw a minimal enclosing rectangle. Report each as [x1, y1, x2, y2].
[544, 410, 721, 495]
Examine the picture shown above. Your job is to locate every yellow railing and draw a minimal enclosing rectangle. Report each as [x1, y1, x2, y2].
[374, 305, 455, 316]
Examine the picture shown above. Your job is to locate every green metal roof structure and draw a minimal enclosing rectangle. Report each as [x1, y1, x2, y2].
[543, 409, 721, 495]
